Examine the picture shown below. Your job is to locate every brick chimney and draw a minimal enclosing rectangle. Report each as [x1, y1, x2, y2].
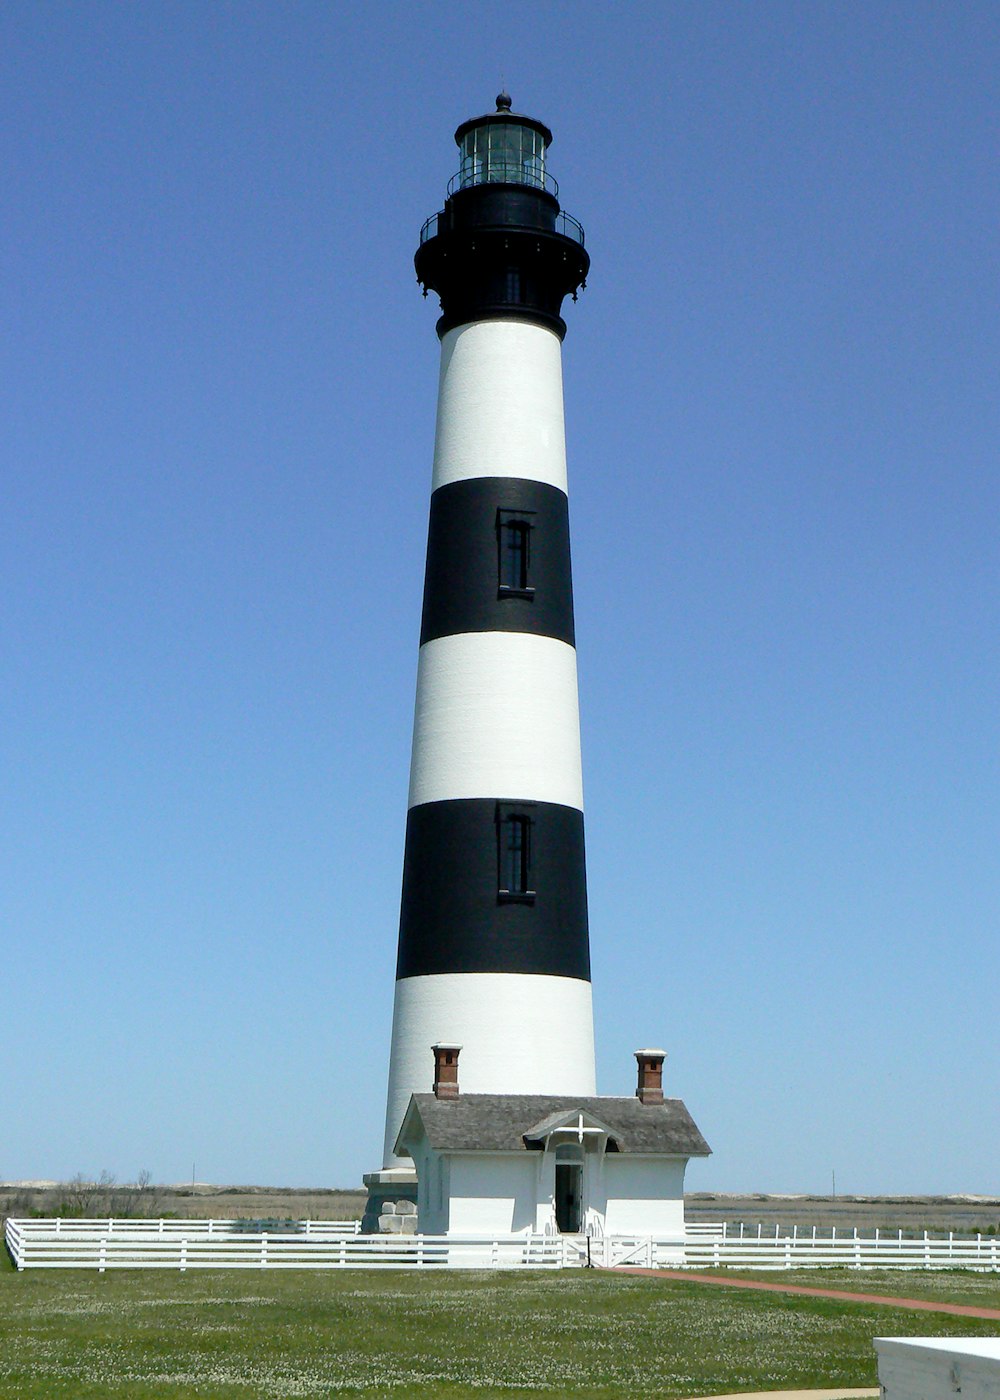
[432, 1044, 462, 1099]
[635, 1048, 665, 1105]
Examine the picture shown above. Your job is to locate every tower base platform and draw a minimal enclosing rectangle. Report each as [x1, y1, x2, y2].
[361, 1166, 418, 1235]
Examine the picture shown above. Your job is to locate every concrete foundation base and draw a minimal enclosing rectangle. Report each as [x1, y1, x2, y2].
[361, 1166, 418, 1235]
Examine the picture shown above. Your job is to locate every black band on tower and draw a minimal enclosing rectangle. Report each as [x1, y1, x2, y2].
[420, 477, 575, 647]
[396, 798, 590, 981]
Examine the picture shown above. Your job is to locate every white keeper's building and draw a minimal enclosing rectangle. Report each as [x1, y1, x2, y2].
[393, 1046, 709, 1239]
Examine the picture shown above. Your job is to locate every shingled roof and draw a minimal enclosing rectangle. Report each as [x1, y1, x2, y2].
[396, 1094, 711, 1158]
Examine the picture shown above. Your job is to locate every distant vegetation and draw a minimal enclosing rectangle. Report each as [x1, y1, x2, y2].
[4, 1184, 997, 1235]
[1, 1172, 164, 1221]
[1, 1178, 367, 1224]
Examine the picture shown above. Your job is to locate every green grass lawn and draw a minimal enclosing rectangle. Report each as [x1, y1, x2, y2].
[704, 1269, 1000, 1308]
[1, 1253, 997, 1399]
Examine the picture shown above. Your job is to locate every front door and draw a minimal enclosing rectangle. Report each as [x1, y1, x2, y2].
[554, 1163, 582, 1233]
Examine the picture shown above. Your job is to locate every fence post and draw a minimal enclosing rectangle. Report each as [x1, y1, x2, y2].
[55, 1217, 61, 1235]
[924, 1231, 930, 1269]
[99, 1238, 107, 1274]
[261, 1231, 268, 1270]
[180, 1238, 187, 1272]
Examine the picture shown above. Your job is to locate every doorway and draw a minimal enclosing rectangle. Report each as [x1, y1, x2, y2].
[554, 1162, 583, 1233]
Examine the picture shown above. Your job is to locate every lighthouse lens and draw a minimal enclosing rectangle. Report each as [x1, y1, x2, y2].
[458, 121, 546, 191]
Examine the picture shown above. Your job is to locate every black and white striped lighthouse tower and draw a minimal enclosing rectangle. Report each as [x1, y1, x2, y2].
[370, 95, 594, 1202]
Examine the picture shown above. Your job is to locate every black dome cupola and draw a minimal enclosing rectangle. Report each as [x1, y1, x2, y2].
[415, 95, 590, 339]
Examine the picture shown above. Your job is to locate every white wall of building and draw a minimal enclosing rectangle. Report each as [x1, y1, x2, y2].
[405, 1133, 689, 1238]
[409, 1141, 451, 1236]
[601, 1157, 687, 1235]
[447, 1154, 539, 1234]
[432, 320, 568, 492]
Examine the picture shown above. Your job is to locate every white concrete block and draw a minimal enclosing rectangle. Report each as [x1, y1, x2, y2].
[876, 1338, 1000, 1400]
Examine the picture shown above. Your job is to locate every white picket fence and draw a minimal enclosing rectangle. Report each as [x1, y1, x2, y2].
[4, 1218, 568, 1271]
[6, 1217, 999, 1272]
[646, 1228, 999, 1272]
[11, 1217, 362, 1239]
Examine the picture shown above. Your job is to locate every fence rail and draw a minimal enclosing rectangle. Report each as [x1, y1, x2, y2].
[6, 1217, 999, 1273]
[11, 1217, 362, 1238]
[4, 1219, 566, 1271]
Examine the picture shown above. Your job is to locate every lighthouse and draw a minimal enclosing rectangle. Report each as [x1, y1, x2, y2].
[366, 95, 596, 1214]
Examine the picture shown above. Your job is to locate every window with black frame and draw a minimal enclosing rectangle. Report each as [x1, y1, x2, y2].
[497, 509, 534, 597]
[497, 805, 535, 902]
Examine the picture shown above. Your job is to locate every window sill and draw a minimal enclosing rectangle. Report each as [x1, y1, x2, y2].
[497, 586, 535, 600]
[498, 890, 536, 904]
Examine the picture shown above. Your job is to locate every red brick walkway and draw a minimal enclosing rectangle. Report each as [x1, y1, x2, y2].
[613, 1269, 1000, 1321]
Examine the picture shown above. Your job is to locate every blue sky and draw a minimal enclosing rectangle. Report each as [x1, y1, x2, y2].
[3, 1, 997, 1194]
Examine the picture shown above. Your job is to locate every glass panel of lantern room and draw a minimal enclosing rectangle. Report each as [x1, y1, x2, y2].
[459, 128, 481, 188]
[486, 123, 514, 183]
[459, 122, 547, 189]
[525, 128, 545, 188]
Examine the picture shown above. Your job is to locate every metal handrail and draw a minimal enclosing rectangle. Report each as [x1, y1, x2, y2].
[419, 207, 585, 248]
[555, 211, 585, 246]
[447, 164, 560, 199]
[419, 211, 441, 244]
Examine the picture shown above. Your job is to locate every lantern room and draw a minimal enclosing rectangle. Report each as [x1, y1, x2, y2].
[453, 92, 554, 194]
